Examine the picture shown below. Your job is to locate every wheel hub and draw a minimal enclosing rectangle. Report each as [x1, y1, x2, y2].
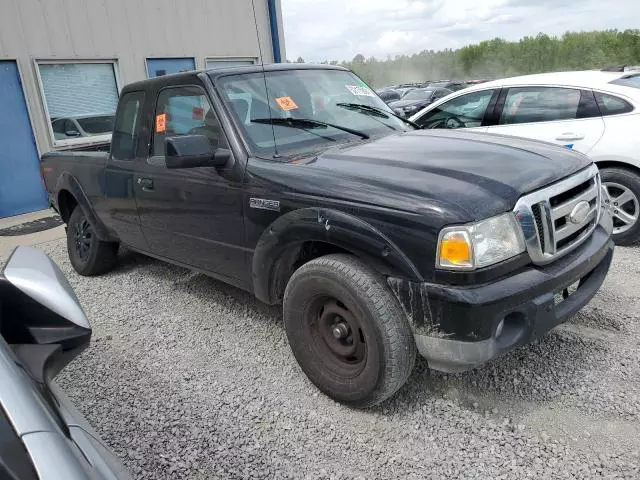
[73, 219, 93, 260]
[603, 181, 639, 235]
[310, 299, 366, 374]
[332, 321, 350, 339]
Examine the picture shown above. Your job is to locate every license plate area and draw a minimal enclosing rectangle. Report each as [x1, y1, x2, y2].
[554, 279, 581, 306]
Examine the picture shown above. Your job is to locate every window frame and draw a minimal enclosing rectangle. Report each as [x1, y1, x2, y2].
[33, 59, 121, 150]
[148, 83, 226, 165]
[144, 57, 198, 79]
[204, 56, 257, 70]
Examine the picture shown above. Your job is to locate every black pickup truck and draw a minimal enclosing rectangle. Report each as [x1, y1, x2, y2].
[42, 64, 614, 407]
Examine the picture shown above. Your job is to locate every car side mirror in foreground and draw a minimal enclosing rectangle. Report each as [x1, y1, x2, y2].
[165, 135, 231, 169]
[0, 246, 91, 384]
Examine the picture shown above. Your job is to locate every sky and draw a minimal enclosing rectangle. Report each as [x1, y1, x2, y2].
[281, 0, 640, 62]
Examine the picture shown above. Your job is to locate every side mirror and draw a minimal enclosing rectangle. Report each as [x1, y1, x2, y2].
[165, 135, 231, 169]
[65, 130, 81, 137]
[0, 247, 91, 384]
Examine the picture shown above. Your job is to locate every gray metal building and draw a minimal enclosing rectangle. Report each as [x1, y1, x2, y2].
[0, 0, 285, 218]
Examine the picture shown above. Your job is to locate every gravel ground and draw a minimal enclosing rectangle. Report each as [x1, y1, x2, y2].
[4, 239, 640, 479]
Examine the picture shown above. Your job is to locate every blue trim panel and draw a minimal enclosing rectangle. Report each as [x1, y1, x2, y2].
[267, 0, 282, 63]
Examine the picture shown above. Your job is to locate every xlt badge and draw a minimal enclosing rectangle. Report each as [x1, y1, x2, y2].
[250, 198, 280, 212]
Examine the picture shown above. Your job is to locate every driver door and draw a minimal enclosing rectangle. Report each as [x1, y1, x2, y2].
[134, 81, 247, 282]
[413, 88, 499, 131]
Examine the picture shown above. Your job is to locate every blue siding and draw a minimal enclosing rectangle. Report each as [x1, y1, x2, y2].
[146, 58, 196, 78]
[267, 0, 282, 63]
[0, 61, 47, 218]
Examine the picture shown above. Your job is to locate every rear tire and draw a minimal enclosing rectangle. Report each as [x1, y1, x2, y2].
[283, 254, 416, 408]
[600, 167, 640, 246]
[67, 206, 119, 275]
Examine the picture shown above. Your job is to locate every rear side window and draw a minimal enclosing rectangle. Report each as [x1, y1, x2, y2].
[110, 91, 145, 161]
[500, 87, 581, 124]
[594, 92, 634, 116]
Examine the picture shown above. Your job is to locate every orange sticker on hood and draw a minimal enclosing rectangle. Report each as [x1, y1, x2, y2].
[275, 96, 299, 111]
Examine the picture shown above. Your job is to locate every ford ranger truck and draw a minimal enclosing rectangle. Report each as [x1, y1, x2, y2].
[41, 64, 615, 408]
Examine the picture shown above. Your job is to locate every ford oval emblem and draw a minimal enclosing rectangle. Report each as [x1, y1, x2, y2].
[569, 201, 591, 225]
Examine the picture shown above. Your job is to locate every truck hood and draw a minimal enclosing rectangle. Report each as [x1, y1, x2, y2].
[248, 129, 592, 223]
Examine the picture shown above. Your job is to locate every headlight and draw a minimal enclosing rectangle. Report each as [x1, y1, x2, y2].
[403, 105, 418, 112]
[437, 213, 525, 270]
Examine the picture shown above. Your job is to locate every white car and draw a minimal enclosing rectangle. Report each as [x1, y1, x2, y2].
[410, 70, 640, 245]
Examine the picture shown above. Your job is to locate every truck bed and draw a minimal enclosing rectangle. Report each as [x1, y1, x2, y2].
[41, 150, 110, 210]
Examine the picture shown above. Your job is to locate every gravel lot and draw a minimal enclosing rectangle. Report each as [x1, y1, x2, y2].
[5, 239, 640, 479]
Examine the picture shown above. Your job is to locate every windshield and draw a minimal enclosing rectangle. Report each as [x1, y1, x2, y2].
[403, 89, 435, 101]
[214, 69, 410, 156]
[611, 73, 640, 89]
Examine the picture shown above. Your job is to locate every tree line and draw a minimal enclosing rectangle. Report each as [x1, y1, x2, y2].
[293, 30, 640, 89]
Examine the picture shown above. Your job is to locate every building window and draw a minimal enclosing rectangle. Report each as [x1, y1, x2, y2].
[205, 57, 256, 69]
[146, 58, 196, 78]
[36, 61, 119, 146]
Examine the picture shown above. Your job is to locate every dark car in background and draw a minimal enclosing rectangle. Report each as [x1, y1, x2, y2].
[376, 88, 402, 103]
[427, 80, 469, 91]
[388, 87, 452, 116]
[51, 114, 115, 141]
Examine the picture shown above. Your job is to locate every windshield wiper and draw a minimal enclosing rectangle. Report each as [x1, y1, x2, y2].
[335, 103, 421, 129]
[251, 117, 369, 140]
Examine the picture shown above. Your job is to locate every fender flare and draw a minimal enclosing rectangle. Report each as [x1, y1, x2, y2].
[251, 207, 423, 304]
[55, 172, 112, 241]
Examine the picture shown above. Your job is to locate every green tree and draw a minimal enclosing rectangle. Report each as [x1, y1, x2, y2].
[335, 29, 640, 88]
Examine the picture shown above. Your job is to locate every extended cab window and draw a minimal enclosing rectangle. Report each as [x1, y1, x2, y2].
[111, 91, 145, 161]
[152, 86, 223, 157]
[499, 87, 582, 124]
[594, 92, 634, 116]
[415, 89, 496, 129]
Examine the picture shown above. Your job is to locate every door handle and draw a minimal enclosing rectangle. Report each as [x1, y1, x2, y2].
[137, 177, 154, 192]
[555, 132, 584, 141]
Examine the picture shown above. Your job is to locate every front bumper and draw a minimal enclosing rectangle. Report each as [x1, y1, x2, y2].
[388, 224, 614, 373]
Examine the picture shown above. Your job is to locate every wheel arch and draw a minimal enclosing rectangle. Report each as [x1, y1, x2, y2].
[595, 160, 640, 176]
[252, 208, 423, 305]
[55, 172, 112, 241]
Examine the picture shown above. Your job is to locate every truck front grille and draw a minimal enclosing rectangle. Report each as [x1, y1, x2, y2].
[513, 165, 601, 265]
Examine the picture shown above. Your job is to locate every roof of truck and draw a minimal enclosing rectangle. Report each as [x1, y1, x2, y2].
[123, 63, 349, 92]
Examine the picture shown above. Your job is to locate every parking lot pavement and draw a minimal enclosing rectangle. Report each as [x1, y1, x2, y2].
[3, 239, 639, 479]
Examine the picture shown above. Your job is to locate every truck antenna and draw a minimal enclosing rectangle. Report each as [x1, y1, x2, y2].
[251, 0, 279, 157]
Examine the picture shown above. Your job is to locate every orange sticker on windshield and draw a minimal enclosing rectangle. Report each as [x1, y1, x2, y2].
[275, 96, 299, 111]
[155, 113, 167, 133]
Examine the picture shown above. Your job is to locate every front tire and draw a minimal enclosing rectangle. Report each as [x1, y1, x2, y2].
[67, 207, 119, 275]
[283, 254, 416, 408]
[601, 167, 640, 246]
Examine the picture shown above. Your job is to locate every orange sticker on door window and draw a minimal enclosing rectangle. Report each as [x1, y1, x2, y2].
[192, 107, 204, 120]
[155, 113, 167, 133]
[275, 96, 299, 111]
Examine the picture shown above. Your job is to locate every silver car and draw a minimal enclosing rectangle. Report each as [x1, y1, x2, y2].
[0, 246, 130, 479]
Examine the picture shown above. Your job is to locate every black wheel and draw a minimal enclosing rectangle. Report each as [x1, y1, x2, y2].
[67, 207, 119, 275]
[600, 167, 640, 246]
[283, 254, 416, 408]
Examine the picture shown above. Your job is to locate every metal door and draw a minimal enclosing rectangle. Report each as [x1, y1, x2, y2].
[0, 61, 47, 217]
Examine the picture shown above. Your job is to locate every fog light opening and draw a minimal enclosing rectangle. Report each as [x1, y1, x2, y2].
[495, 319, 505, 338]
